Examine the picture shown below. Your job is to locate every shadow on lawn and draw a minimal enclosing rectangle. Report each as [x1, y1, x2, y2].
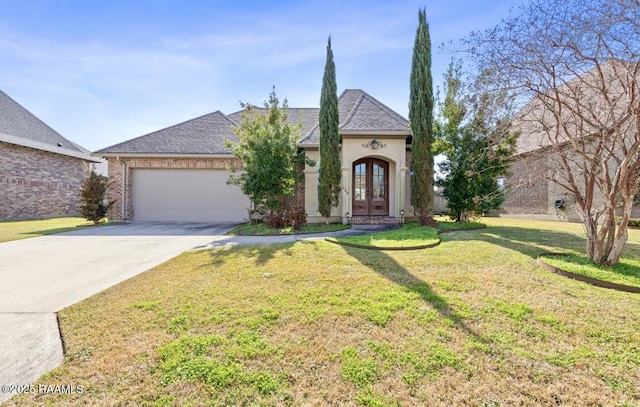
[206, 242, 296, 267]
[444, 226, 587, 258]
[341, 245, 486, 342]
[23, 226, 90, 237]
[445, 225, 640, 261]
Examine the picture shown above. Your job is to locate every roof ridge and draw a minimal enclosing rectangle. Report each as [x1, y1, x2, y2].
[340, 92, 365, 129]
[229, 106, 319, 115]
[215, 110, 238, 127]
[301, 123, 319, 144]
[360, 91, 409, 125]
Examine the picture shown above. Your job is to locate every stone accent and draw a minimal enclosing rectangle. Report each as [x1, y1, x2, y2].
[106, 157, 242, 220]
[0, 142, 87, 220]
[350, 216, 401, 225]
[502, 151, 549, 214]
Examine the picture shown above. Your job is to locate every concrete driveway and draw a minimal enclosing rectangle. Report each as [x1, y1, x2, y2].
[0, 222, 235, 404]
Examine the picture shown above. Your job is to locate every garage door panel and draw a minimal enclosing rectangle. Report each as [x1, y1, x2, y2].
[132, 169, 249, 222]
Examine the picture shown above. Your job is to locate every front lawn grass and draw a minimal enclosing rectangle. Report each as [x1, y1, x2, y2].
[0, 217, 94, 243]
[7, 218, 640, 406]
[330, 222, 440, 248]
[330, 220, 485, 249]
[227, 222, 350, 235]
[541, 253, 640, 288]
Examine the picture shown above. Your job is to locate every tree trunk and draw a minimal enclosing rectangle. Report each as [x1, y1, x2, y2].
[584, 215, 598, 262]
[605, 198, 633, 266]
[606, 227, 627, 266]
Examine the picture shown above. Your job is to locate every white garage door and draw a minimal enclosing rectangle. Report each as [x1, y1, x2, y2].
[132, 169, 250, 222]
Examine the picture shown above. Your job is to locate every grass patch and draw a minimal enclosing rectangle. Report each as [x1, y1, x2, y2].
[435, 219, 485, 231]
[0, 217, 96, 243]
[156, 332, 281, 395]
[339, 346, 380, 387]
[332, 222, 440, 248]
[541, 253, 640, 288]
[226, 221, 350, 236]
[7, 217, 640, 406]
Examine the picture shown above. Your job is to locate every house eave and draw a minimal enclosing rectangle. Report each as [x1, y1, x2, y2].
[92, 152, 236, 159]
[1, 132, 101, 163]
[298, 143, 318, 149]
[339, 130, 411, 137]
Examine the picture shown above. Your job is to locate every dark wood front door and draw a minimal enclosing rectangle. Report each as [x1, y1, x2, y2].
[352, 158, 389, 216]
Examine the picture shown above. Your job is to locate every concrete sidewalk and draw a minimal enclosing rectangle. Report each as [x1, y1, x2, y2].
[197, 224, 398, 249]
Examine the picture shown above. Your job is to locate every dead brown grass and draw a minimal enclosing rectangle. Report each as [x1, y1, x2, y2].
[5, 218, 640, 406]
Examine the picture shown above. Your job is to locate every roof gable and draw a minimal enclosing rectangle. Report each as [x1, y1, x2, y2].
[302, 89, 409, 144]
[340, 90, 409, 132]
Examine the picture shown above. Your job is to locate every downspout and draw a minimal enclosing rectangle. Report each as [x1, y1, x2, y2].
[120, 159, 126, 220]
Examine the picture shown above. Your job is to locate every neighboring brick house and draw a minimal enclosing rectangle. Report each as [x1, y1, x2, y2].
[0, 90, 100, 220]
[500, 60, 639, 221]
[94, 89, 414, 224]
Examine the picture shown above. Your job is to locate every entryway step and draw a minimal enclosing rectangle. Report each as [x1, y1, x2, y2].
[350, 216, 401, 225]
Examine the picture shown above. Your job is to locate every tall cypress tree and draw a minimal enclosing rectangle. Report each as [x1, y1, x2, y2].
[409, 9, 435, 225]
[318, 36, 341, 218]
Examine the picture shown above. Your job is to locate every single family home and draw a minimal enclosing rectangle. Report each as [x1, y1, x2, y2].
[0, 90, 100, 220]
[94, 89, 415, 224]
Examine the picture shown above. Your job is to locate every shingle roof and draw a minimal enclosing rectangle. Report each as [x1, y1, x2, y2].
[95, 89, 410, 155]
[94, 111, 238, 155]
[0, 89, 95, 161]
[228, 107, 320, 139]
[301, 89, 410, 144]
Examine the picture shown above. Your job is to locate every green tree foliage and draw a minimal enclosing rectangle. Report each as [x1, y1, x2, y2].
[318, 36, 341, 218]
[435, 62, 518, 221]
[409, 9, 435, 225]
[227, 88, 303, 211]
[78, 166, 114, 224]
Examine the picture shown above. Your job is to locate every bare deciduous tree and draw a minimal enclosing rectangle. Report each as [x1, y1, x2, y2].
[462, 0, 640, 265]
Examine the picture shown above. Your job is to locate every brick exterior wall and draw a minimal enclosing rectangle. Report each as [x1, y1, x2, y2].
[502, 151, 549, 214]
[106, 157, 243, 220]
[0, 142, 88, 220]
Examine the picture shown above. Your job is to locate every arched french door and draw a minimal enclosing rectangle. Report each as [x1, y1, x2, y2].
[352, 158, 389, 216]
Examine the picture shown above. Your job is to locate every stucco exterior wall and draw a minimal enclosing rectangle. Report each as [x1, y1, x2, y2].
[303, 149, 326, 222]
[105, 156, 242, 220]
[305, 136, 410, 224]
[0, 142, 88, 220]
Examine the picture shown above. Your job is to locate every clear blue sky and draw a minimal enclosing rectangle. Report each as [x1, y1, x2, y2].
[0, 0, 517, 151]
